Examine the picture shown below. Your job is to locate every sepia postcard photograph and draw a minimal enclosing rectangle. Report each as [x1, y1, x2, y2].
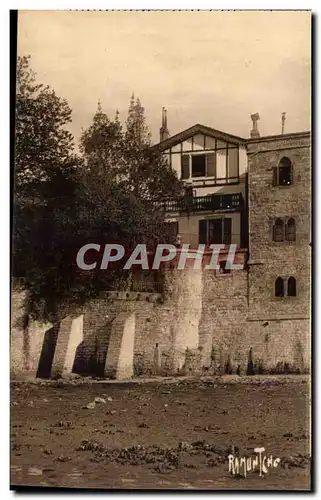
[10, 9, 311, 491]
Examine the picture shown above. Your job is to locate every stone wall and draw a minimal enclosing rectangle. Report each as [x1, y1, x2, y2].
[10, 258, 310, 379]
[10, 287, 52, 377]
[105, 312, 136, 379]
[10, 133, 311, 379]
[199, 250, 248, 373]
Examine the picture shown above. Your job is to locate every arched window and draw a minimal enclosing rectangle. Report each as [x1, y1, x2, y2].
[273, 218, 284, 242]
[278, 157, 293, 185]
[288, 277, 296, 297]
[275, 277, 284, 297]
[285, 218, 296, 241]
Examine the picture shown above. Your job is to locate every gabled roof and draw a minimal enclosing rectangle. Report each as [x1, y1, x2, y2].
[150, 123, 247, 152]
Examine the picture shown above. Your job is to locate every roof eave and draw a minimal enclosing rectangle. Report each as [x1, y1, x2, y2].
[150, 123, 247, 153]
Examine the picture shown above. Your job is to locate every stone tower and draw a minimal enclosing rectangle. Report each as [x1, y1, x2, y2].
[247, 130, 311, 372]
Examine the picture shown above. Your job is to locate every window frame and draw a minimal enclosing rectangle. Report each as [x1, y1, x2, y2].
[275, 277, 285, 297]
[191, 153, 207, 178]
[272, 217, 296, 244]
[274, 276, 297, 298]
[285, 218, 296, 242]
[287, 276, 297, 297]
[273, 156, 293, 187]
[273, 218, 285, 242]
[199, 217, 233, 246]
[180, 142, 239, 185]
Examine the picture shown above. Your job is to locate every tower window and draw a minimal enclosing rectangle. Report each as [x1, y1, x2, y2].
[275, 277, 284, 297]
[285, 218, 296, 241]
[275, 276, 297, 297]
[279, 157, 292, 185]
[273, 157, 293, 186]
[273, 218, 284, 242]
[287, 277, 297, 297]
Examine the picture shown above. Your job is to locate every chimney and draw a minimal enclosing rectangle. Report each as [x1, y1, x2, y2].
[160, 107, 170, 142]
[250, 112, 260, 138]
[281, 112, 286, 135]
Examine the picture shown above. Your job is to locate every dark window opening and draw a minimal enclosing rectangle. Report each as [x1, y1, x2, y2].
[285, 218, 296, 241]
[273, 218, 284, 242]
[199, 218, 232, 245]
[208, 219, 223, 245]
[192, 154, 206, 177]
[278, 157, 292, 186]
[275, 277, 284, 297]
[219, 260, 231, 274]
[287, 277, 296, 297]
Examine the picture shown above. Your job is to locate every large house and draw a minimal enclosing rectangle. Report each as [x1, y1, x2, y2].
[11, 109, 311, 379]
[151, 114, 248, 250]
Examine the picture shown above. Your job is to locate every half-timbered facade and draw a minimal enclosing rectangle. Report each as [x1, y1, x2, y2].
[150, 123, 248, 249]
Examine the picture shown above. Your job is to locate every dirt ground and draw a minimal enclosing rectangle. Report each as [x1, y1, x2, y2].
[10, 375, 311, 491]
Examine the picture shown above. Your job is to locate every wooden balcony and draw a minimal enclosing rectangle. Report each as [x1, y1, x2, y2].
[158, 192, 244, 213]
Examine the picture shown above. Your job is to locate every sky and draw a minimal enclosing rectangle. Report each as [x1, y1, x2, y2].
[17, 10, 311, 145]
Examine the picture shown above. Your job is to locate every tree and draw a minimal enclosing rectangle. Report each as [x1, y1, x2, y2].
[78, 96, 183, 239]
[74, 99, 183, 294]
[125, 93, 151, 148]
[14, 55, 76, 188]
[13, 56, 78, 320]
[13, 61, 183, 322]
[123, 94, 182, 201]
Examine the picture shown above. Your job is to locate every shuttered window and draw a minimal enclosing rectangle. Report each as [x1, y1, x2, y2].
[273, 218, 284, 242]
[198, 218, 232, 245]
[285, 218, 296, 241]
[198, 219, 207, 244]
[227, 147, 238, 179]
[216, 150, 227, 181]
[206, 153, 216, 177]
[179, 147, 238, 183]
[181, 155, 190, 179]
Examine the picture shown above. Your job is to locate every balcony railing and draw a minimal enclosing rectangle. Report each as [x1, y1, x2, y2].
[157, 193, 244, 213]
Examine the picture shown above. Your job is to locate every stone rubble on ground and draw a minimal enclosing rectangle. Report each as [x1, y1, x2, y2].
[11, 374, 309, 388]
[94, 397, 106, 404]
[84, 401, 96, 409]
